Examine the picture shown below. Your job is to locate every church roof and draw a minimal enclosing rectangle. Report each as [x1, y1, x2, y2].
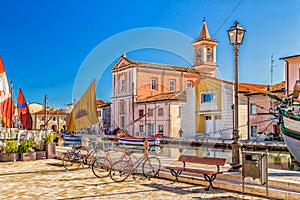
[193, 19, 217, 43]
[199, 20, 211, 39]
[111, 54, 190, 72]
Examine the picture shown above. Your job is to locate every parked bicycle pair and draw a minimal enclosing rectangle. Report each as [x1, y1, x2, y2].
[62, 145, 161, 182]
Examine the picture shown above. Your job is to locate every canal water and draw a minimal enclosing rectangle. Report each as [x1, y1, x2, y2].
[64, 135, 299, 171]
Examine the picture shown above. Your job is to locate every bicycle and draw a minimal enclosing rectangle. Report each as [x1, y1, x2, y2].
[110, 152, 161, 182]
[62, 145, 97, 171]
[91, 149, 138, 178]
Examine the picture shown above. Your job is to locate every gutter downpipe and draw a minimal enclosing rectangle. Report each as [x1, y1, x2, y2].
[168, 101, 171, 137]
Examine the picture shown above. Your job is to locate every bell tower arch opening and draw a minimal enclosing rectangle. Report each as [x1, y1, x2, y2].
[192, 19, 218, 77]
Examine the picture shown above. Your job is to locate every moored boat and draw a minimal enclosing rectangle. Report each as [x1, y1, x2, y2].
[280, 116, 300, 162]
[117, 137, 160, 146]
[269, 81, 300, 163]
[117, 131, 160, 146]
[62, 132, 82, 141]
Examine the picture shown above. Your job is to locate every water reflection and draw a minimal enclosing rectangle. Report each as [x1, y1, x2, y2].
[68, 136, 299, 171]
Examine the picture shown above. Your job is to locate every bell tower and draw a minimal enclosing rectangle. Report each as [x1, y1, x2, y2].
[192, 19, 218, 77]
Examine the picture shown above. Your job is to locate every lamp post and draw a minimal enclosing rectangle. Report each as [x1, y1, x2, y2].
[227, 21, 246, 168]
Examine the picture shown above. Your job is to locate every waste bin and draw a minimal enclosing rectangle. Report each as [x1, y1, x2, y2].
[242, 149, 268, 198]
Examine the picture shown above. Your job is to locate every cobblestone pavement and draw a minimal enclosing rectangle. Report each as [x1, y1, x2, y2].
[0, 159, 269, 200]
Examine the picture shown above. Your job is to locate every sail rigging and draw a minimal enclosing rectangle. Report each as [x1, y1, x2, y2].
[67, 80, 98, 132]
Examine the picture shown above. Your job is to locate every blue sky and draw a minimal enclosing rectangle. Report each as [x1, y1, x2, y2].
[0, 0, 299, 109]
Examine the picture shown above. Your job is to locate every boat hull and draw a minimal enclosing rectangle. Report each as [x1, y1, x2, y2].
[63, 136, 82, 141]
[117, 137, 160, 146]
[281, 116, 300, 162]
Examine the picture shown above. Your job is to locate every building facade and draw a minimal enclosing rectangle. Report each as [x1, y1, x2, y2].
[111, 20, 217, 136]
[97, 102, 112, 134]
[134, 92, 185, 138]
[31, 108, 66, 132]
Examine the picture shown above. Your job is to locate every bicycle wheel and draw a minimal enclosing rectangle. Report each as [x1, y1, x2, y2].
[92, 157, 111, 178]
[110, 160, 131, 182]
[142, 156, 161, 178]
[63, 152, 82, 171]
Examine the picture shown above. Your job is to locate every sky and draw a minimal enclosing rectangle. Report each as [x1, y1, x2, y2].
[0, 0, 299, 109]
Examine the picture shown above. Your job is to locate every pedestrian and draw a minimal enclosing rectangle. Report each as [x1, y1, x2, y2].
[143, 137, 149, 155]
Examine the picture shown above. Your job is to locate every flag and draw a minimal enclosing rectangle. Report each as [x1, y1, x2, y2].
[17, 88, 32, 130]
[67, 80, 98, 132]
[0, 56, 14, 128]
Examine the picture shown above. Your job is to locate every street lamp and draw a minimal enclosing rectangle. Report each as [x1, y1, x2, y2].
[227, 21, 246, 169]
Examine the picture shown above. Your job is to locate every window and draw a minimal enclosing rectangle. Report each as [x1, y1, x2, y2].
[120, 116, 125, 129]
[120, 100, 125, 115]
[98, 110, 102, 117]
[52, 117, 56, 122]
[251, 126, 257, 137]
[250, 103, 256, 115]
[120, 76, 125, 92]
[186, 81, 192, 88]
[197, 49, 202, 62]
[201, 93, 215, 103]
[205, 116, 212, 120]
[169, 80, 175, 92]
[148, 123, 154, 136]
[41, 116, 45, 121]
[139, 125, 144, 133]
[120, 100, 125, 129]
[215, 115, 221, 120]
[158, 108, 163, 116]
[207, 48, 212, 62]
[151, 78, 157, 90]
[158, 125, 164, 133]
[139, 109, 144, 117]
[178, 106, 181, 117]
[148, 108, 153, 117]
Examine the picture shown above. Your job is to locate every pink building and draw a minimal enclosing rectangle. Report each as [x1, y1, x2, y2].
[241, 81, 285, 140]
[280, 55, 300, 95]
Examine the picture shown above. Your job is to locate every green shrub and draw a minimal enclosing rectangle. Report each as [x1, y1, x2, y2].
[5, 140, 18, 155]
[44, 132, 56, 143]
[18, 140, 34, 153]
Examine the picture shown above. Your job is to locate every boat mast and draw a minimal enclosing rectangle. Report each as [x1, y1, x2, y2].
[43, 94, 47, 130]
[270, 54, 275, 85]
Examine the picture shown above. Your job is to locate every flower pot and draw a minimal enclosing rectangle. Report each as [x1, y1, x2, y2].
[35, 151, 45, 160]
[0, 153, 20, 162]
[21, 152, 36, 161]
[45, 142, 56, 159]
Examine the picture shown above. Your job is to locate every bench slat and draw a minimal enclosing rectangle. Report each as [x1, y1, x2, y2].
[165, 166, 222, 175]
[178, 155, 226, 166]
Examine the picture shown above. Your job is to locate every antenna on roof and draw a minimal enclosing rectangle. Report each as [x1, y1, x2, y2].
[270, 54, 275, 85]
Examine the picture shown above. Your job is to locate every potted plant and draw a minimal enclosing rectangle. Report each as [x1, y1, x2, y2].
[45, 132, 56, 159]
[34, 139, 45, 160]
[0, 140, 19, 162]
[19, 139, 36, 161]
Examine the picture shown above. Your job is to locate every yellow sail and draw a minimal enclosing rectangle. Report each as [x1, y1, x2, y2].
[67, 80, 98, 132]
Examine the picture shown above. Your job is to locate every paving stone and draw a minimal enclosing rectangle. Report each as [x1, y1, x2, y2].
[0, 159, 271, 199]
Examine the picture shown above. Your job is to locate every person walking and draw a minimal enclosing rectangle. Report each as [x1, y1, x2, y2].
[143, 137, 149, 154]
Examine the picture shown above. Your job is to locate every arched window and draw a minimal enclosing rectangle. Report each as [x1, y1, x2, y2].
[197, 49, 202, 62]
[207, 48, 212, 62]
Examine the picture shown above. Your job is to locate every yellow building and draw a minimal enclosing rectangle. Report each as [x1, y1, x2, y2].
[31, 108, 66, 132]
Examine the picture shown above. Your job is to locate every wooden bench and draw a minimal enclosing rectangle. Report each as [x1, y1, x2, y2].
[165, 155, 226, 191]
